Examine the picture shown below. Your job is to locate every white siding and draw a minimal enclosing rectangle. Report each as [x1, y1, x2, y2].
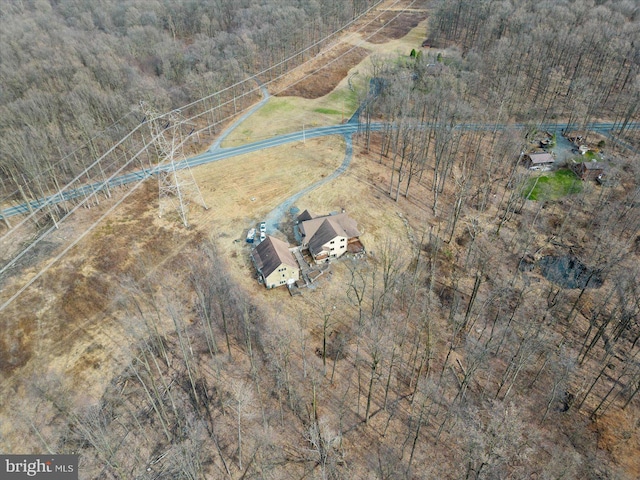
[322, 236, 347, 258]
[264, 264, 299, 288]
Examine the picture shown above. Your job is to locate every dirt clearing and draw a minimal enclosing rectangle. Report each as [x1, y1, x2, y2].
[362, 8, 429, 44]
[267, 1, 430, 100]
[274, 45, 370, 99]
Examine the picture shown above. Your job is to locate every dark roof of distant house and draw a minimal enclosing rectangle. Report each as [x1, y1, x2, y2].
[527, 152, 555, 164]
[297, 209, 314, 223]
[251, 236, 298, 278]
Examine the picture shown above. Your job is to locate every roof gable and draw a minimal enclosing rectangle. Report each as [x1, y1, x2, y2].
[308, 219, 343, 255]
[300, 212, 360, 243]
[252, 236, 298, 278]
[297, 209, 314, 223]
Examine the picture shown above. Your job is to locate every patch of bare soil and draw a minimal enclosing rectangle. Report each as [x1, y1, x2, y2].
[593, 408, 640, 478]
[274, 46, 370, 99]
[268, 0, 430, 99]
[594, 409, 640, 479]
[262, 1, 386, 100]
[362, 9, 429, 44]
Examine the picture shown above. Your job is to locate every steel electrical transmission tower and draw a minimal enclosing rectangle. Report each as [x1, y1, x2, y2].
[141, 102, 208, 227]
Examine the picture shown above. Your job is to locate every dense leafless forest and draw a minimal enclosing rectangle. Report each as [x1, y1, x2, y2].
[430, 0, 640, 126]
[0, 0, 378, 195]
[1, 0, 640, 479]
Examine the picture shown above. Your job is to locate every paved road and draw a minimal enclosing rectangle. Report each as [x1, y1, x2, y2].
[1, 121, 638, 220]
[208, 82, 270, 151]
[0, 124, 366, 219]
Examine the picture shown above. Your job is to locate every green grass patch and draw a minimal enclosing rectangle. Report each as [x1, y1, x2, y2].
[573, 151, 600, 163]
[259, 98, 296, 115]
[314, 108, 342, 115]
[523, 169, 582, 201]
[325, 87, 359, 112]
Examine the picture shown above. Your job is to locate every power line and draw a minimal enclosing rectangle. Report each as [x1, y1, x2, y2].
[0, 0, 407, 240]
[141, 102, 208, 226]
[0, 0, 417, 312]
[0, 0, 399, 233]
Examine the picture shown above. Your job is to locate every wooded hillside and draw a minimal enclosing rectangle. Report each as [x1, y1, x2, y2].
[1, 1, 639, 479]
[0, 0, 379, 194]
[429, 0, 639, 129]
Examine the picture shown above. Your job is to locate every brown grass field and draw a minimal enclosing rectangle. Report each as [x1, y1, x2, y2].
[0, 0, 430, 448]
[0, 0, 638, 477]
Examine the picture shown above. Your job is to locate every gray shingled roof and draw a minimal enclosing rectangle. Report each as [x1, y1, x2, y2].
[251, 236, 298, 278]
[582, 162, 604, 170]
[300, 213, 360, 244]
[308, 219, 341, 256]
[527, 152, 554, 164]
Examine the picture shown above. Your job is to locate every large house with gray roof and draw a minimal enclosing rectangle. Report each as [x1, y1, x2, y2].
[251, 235, 299, 288]
[297, 210, 362, 263]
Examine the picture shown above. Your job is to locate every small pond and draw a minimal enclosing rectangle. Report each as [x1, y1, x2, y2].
[538, 255, 603, 289]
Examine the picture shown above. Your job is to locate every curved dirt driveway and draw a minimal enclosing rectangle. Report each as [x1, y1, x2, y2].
[262, 133, 354, 236]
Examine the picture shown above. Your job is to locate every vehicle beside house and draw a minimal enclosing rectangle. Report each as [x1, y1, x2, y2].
[246, 228, 256, 243]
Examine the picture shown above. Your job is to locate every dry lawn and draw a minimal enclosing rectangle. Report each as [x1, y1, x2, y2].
[220, 15, 431, 147]
[345, 16, 430, 57]
[219, 94, 358, 147]
[2, 1, 639, 477]
[0, 0, 425, 408]
[0, 182, 201, 444]
[191, 136, 345, 234]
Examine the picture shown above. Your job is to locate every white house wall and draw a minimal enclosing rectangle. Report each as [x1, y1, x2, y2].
[264, 265, 299, 288]
[313, 236, 348, 263]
